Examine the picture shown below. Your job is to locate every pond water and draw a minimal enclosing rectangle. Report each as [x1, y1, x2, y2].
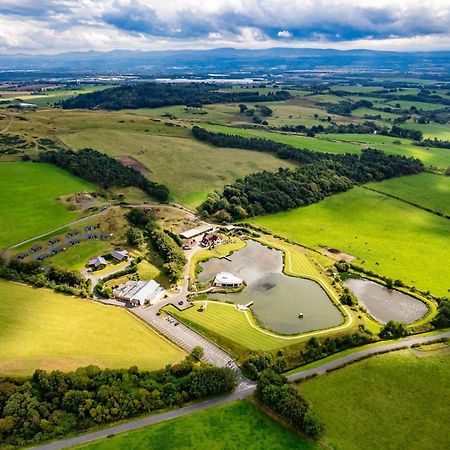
[198, 240, 343, 334]
[344, 278, 428, 324]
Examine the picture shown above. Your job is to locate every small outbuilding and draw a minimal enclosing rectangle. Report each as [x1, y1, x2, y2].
[111, 249, 129, 261]
[88, 256, 107, 270]
[213, 272, 243, 288]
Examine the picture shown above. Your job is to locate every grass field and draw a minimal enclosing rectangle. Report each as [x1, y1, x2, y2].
[299, 349, 450, 450]
[48, 239, 112, 270]
[366, 173, 450, 216]
[202, 124, 450, 168]
[58, 129, 295, 207]
[403, 122, 450, 140]
[0, 162, 96, 248]
[0, 280, 184, 375]
[78, 400, 321, 450]
[251, 187, 450, 297]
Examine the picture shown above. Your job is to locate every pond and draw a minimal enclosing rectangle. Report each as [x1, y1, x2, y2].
[344, 278, 428, 324]
[198, 240, 343, 334]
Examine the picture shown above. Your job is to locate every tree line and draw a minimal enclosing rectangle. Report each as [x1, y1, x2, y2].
[276, 121, 424, 141]
[0, 361, 237, 447]
[60, 83, 290, 110]
[0, 260, 90, 296]
[126, 209, 186, 283]
[193, 127, 423, 220]
[39, 148, 169, 201]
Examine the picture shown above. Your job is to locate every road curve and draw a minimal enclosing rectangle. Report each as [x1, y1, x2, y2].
[31, 330, 450, 450]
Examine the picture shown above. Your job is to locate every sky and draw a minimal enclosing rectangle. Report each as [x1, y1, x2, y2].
[1, 0, 450, 54]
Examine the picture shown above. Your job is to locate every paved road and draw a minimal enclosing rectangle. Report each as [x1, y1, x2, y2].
[32, 330, 450, 450]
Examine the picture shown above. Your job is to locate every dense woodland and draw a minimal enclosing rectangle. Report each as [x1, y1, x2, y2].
[194, 127, 424, 219]
[61, 83, 290, 110]
[39, 148, 169, 201]
[0, 362, 236, 446]
[256, 370, 324, 438]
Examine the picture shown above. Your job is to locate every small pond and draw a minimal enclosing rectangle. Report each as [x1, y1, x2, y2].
[198, 240, 343, 334]
[344, 278, 429, 324]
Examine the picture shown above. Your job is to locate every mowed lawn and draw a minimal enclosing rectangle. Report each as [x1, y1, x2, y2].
[58, 129, 295, 208]
[0, 281, 184, 375]
[251, 187, 450, 297]
[0, 162, 95, 248]
[299, 350, 450, 450]
[165, 302, 302, 354]
[367, 173, 450, 216]
[78, 400, 321, 450]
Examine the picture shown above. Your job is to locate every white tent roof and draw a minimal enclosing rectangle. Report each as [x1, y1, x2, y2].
[214, 272, 243, 285]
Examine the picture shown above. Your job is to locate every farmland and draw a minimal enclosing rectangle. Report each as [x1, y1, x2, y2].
[251, 187, 450, 297]
[366, 173, 450, 216]
[78, 400, 321, 450]
[299, 349, 450, 450]
[0, 162, 96, 248]
[58, 128, 295, 207]
[0, 280, 185, 375]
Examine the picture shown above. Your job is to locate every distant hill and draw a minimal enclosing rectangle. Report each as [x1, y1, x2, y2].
[1, 47, 450, 75]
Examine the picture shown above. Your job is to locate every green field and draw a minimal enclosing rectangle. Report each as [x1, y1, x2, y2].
[78, 400, 320, 450]
[0, 162, 96, 248]
[366, 173, 450, 216]
[299, 349, 450, 450]
[48, 239, 112, 270]
[386, 100, 445, 111]
[201, 124, 450, 168]
[251, 187, 450, 297]
[0, 280, 184, 375]
[403, 122, 450, 140]
[58, 129, 295, 207]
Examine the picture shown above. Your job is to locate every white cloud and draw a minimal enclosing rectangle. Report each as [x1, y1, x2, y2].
[277, 30, 293, 39]
[0, 0, 450, 53]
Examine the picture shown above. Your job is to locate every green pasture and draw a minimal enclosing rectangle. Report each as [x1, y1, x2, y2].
[351, 107, 400, 119]
[366, 172, 450, 216]
[0, 162, 96, 248]
[58, 129, 295, 208]
[403, 122, 450, 140]
[48, 239, 112, 270]
[251, 187, 450, 297]
[299, 349, 450, 450]
[386, 100, 445, 111]
[78, 400, 321, 450]
[0, 280, 184, 375]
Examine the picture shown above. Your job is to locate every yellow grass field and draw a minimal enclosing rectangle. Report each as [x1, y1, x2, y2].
[0, 281, 185, 375]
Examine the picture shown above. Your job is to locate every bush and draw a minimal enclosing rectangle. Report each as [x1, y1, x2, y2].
[379, 320, 409, 339]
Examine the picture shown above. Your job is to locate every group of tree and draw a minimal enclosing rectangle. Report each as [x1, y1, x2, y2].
[194, 127, 423, 220]
[301, 327, 375, 363]
[0, 260, 90, 296]
[255, 370, 324, 438]
[432, 298, 450, 328]
[126, 208, 186, 283]
[239, 104, 273, 124]
[60, 83, 290, 110]
[0, 361, 237, 447]
[242, 352, 287, 380]
[323, 99, 373, 116]
[379, 321, 409, 339]
[39, 148, 169, 201]
[277, 121, 423, 141]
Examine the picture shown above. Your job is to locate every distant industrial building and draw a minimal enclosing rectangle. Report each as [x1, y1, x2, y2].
[113, 280, 164, 306]
[213, 272, 243, 288]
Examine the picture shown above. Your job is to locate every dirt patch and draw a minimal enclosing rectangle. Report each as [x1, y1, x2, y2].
[322, 247, 356, 262]
[58, 191, 101, 211]
[115, 155, 149, 175]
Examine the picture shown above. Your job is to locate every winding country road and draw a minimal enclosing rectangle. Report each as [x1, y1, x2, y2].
[32, 330, 450, 450]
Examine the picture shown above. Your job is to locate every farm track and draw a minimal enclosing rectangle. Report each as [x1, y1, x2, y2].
[32, 330, 450, 450]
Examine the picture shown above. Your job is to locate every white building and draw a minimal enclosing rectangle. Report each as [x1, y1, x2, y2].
[213, 272, 243, 288]
[113, 280, 164, 306]
[180, 224, 216, 240]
